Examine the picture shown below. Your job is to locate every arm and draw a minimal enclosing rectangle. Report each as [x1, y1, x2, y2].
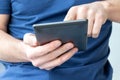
[0, 14, 78, 70]
[0, 14, 28, 62]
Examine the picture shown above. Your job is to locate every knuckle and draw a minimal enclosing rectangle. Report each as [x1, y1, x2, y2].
[57, 58, 64, 66]
[78, 6, 88, 13]
[96, 13, 104, 20]
[65, 6, 77, 20]
[69, 6, 77, 11]
[88, 9, 95, 17]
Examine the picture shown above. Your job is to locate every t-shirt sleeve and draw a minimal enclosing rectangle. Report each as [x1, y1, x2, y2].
[0, 0, 11, 14]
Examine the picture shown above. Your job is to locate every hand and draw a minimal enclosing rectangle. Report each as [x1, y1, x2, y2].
[22, 33, 78, 70]
[64, 1, 108, 38]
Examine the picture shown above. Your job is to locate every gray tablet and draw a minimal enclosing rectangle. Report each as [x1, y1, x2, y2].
[33, 19, 88, 51]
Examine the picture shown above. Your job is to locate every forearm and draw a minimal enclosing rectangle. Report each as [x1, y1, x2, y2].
[102, 0, 120, 22]
[0, 30, 29, 62]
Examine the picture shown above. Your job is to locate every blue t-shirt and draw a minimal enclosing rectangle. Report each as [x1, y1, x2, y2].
[0, 0, 113, 80]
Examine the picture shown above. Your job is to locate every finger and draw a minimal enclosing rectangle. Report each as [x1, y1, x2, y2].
[76, 6, 88, 19]
[64, 6, 77, 21]
[23, 33, 39, 47]
[39, 48, 78, 69]
[28, 40, 62, 60]
[92, 13, 105, 38]
[87, 9, 95, 37]
[33, 42, 74, 66]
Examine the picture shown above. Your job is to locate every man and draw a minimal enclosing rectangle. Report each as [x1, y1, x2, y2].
[0, 0, 120, 80]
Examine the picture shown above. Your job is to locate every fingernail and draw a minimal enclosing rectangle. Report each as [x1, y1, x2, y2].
[74, 48, 78, 52]
[54, 40, 62, 46]
[39, 67, 44, 70]
[66, 43, 74, 48]
[87, 34, 92, 37]
[92, 34, 99, 38]
[46, 68, 52, 70]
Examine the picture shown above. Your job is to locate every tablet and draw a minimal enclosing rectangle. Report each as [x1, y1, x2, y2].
[33, 19, 88, 51]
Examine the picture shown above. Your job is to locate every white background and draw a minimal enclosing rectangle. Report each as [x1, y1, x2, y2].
[0, 22, 120, 80]
[109, 22, 120, 80]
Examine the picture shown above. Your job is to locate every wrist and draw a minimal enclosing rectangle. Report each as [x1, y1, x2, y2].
[101, 0, 120, 22]
[18, 41, 30, 62]
[101, 1, 112, 11]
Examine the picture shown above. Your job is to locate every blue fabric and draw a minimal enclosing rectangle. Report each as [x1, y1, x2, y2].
[0, 0, 113, 80]
[0, 0, 11, 14]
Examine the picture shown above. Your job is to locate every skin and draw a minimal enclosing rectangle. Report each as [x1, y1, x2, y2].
[0, 0, 120, 70]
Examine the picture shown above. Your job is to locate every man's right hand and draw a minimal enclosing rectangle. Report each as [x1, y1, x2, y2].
[22, 33, 78, 70]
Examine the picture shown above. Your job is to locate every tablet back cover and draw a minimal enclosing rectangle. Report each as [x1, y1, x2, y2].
[33, 20, 88, 51]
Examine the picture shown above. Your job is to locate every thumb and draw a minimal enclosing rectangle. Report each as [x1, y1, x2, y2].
[23, 33, 39, 47]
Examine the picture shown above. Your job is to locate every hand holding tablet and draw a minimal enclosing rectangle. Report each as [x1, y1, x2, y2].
[33, 19, 88, 51]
